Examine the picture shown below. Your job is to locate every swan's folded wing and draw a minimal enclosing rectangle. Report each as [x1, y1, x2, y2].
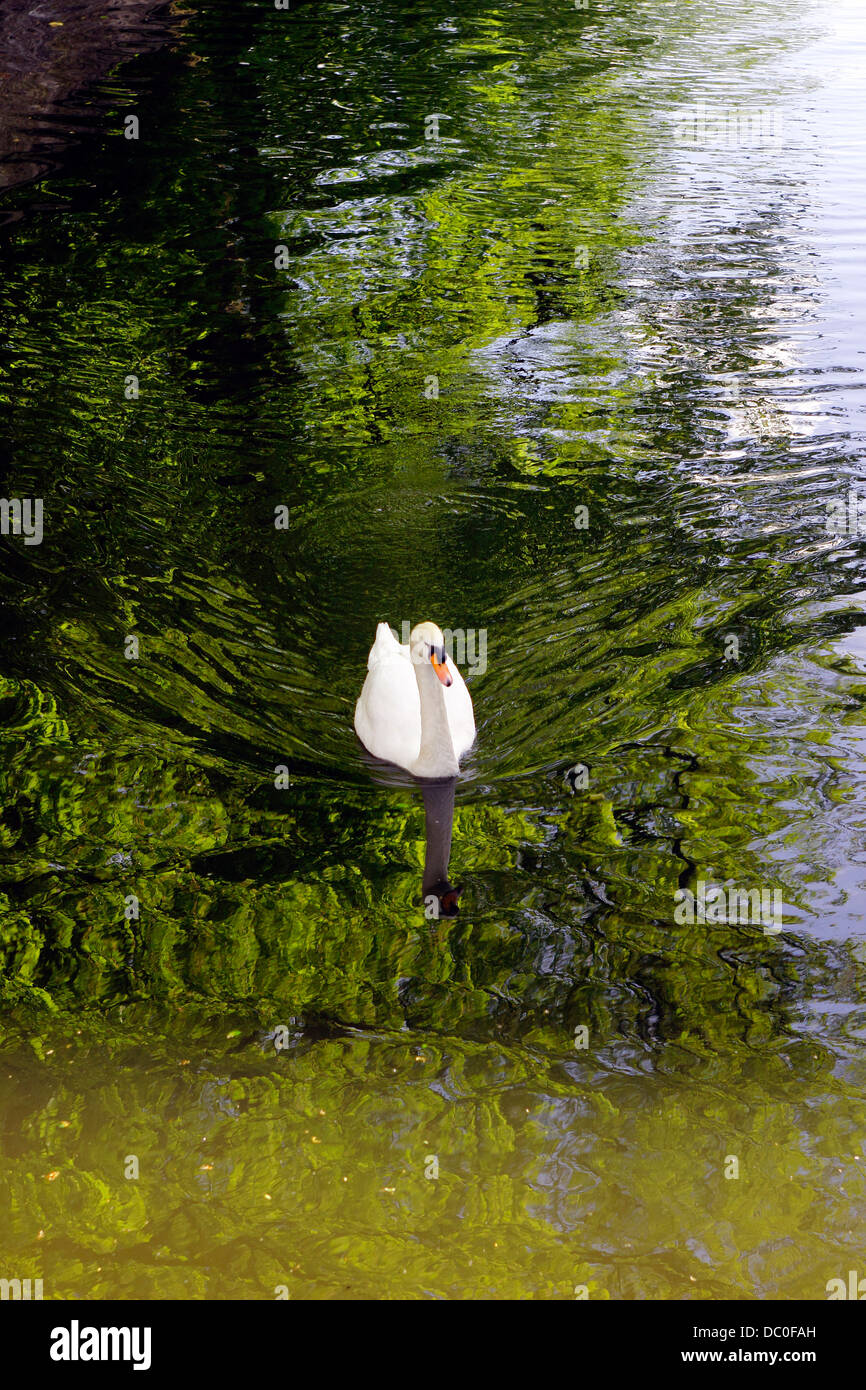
[367, 621, 405, 669]
[444, 658, 476, 760]
[354, 648, 422, 768]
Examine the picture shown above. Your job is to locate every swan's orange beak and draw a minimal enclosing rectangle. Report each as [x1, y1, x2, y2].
[431, 651, 452, 687]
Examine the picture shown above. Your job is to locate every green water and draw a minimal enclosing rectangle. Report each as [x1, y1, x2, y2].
[1, 0, 865, 1299]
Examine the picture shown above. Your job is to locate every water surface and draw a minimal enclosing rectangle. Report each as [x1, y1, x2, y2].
[0, 0, 865, 1299]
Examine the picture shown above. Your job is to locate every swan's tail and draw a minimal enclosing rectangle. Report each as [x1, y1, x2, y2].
[368, 621, 403, 667]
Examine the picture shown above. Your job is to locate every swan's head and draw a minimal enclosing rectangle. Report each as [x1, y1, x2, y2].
[409, 621, 452, 687]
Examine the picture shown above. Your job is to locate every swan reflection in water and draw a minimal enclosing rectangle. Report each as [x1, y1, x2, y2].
[356, 751, 465, 917]
[420, 776, 462, 918]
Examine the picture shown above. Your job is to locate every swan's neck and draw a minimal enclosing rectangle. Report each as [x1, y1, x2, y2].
[413, 661, 459, 777]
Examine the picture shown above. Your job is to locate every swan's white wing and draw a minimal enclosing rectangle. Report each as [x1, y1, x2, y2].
[366, 621, 405, 668]
[354, 625, 422, 769]
[443, 657, 476, 760]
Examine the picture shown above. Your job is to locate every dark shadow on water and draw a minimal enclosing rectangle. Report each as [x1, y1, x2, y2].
[0, 0, 178, 198]
[357, 744, 463, 916]
[420, 776, 462, 918]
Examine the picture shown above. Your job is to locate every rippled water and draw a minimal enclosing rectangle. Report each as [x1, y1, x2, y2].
[1, 0, 865, 1299]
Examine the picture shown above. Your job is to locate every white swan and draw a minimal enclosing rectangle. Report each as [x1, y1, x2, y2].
[354, 621, 476, 778]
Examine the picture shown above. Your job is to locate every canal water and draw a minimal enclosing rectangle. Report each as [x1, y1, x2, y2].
[0, 0, 864, 1298]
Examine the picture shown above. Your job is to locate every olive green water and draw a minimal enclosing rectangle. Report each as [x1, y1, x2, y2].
[1, 0, 865, 1299]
